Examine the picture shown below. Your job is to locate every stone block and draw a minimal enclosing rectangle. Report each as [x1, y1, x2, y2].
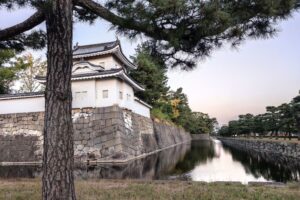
[82, 140, 88, 145]
[83, 133, 90, 140]
[76, 145, 84, 150]
[105, 119, 112, 126]
[82, 147, 90, 154]
[87, 140, 94, 147]
[93, 137, 101, 145]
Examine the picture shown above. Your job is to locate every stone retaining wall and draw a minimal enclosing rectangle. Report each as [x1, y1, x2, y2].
[0, 106, 191, 163]
[219, 137, 300, 169]
[0, 113, 44, 162]
[153, 121, 191, 149]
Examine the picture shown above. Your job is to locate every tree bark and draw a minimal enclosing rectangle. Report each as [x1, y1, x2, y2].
[42, 0, 75, 199]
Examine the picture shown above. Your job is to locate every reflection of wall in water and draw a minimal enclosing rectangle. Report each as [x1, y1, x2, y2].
[222, 143, 300, 182]
[0, 165, 42, 179]
[0, 144, 191, 179]
[73, 143, 191, 180]
[170, 140, 216, 174]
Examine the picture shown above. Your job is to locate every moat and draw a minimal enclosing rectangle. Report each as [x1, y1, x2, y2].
[1, 139, 299, 184]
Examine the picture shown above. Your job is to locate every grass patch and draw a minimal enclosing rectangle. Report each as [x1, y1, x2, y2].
[0, 179, 300, 200]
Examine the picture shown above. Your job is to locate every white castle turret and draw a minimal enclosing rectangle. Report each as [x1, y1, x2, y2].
[0, 41, 151, 117]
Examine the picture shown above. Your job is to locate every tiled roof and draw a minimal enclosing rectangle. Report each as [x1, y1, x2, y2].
[73, 41, 118, 56]
[36, 68, 123, 80]
[72, 40, 137, 70]
[0, 92, 44, 100]
[36, 68, 145, 91]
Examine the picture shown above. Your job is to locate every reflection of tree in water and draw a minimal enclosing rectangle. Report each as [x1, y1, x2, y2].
[169, 140, 216, 175]
[223, 145, 300, 182]
[1, 141, 298, 182]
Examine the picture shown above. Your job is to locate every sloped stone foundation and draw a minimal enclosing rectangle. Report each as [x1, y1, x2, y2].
[0, 106, 191, 163]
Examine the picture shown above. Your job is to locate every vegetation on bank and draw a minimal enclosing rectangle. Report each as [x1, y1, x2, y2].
[218, 92, 300, 139]
[130, 44, 217, 134]
[0, 179, 299, 200]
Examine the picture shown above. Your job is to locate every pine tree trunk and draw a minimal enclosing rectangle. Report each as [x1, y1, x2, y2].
[42, 0, 75, 199]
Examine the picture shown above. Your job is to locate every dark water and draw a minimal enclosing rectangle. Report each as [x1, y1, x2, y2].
[0, 139, 299, 183]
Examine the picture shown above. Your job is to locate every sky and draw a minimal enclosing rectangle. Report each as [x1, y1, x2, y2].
[1, 7, 300, 125]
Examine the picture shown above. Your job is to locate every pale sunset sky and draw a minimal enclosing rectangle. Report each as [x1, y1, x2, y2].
[1, 7, 299, 125]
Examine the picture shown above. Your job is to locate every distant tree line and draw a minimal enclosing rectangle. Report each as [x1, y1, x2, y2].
[218, 93, 300, 139]
[130, 44, 217, 134]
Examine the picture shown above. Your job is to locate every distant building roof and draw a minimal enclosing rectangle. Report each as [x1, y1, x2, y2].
[36, 68, 145, 92]
[73, 40, 137, 70]
[0, 92, 44, 100]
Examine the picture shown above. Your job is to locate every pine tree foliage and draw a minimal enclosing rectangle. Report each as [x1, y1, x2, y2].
[1, 0, 299, 68]
[102, 0, 300, 69]
[219, 91, 300, 138]
[0, 30, 46, 52]
[0, 49, 28, 94]
[292, 92, 300, 137]
[131, 48, 217, 134]
[130, 44, 169, 105]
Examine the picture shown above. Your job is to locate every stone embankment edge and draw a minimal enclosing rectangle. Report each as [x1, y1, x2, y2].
[0, 140, 191, 166]
[217, 137, 300, 161]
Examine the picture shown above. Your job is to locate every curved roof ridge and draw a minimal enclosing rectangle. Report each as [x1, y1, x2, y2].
[73, 40, 137, 70]
[73, 40, 118, 50]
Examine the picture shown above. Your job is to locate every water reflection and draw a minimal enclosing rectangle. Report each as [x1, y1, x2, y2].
[75, 143, 191, 180]
[223, 144, 300, 182]
[0, 139, 299, 183]
[189, 140, 269, 183]
[0, 165, 41, 179]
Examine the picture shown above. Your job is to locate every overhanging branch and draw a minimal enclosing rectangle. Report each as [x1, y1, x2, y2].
[0, 10, 45, 41]
[76, 0, 168, 40]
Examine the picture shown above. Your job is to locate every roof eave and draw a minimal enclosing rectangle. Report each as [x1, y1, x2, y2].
[36, 71, 144, 92]
[0, 94, 44, 100]
[73, 45, 137, 70]
[134, 97, 152, 109]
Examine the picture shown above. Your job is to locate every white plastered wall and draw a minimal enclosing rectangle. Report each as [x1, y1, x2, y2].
[95, 79, 119, 107]
[72, 79, 96, 108]
[116, 79, 134, 109]
[133, 100, 151, 118]
[116, 79, 151, 117]
[0, 97, 45, 114]
[86, 56, 122, 70]
[0, 78, 151, 117]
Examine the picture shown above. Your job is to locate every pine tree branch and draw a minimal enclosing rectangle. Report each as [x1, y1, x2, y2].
[0, 10, 45, 41]
[76, 0, 168, 40]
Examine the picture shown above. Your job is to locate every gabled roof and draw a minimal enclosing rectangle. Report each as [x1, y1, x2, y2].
[36, 69, 145, 92]
[73, 40, 137, 70]
[72, 61, 104, 73]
